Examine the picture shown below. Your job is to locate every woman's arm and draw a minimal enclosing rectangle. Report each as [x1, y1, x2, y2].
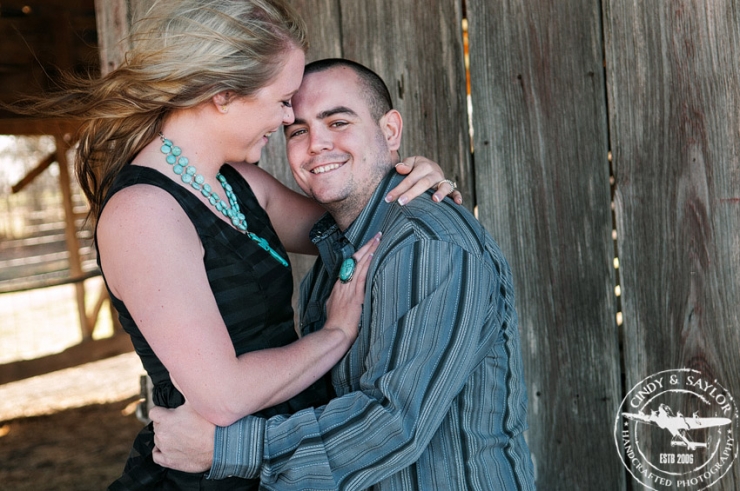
[237, 157, 462, 255]
[97, 185, 378, 427]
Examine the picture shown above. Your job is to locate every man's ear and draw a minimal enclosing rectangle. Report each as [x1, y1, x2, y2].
[379, 109, 403, 151]
[212, 91, 231, 113]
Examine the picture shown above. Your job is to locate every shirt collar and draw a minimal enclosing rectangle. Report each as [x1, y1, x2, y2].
[308, 172, 402, 276]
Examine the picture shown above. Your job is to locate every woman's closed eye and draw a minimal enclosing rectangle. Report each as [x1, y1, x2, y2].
[287, 128, 306, 139]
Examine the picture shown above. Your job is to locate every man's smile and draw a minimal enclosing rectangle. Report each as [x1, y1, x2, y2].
[311, 162, 343, 174]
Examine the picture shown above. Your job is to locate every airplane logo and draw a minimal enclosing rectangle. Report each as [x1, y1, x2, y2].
[623, 403, 732, 451]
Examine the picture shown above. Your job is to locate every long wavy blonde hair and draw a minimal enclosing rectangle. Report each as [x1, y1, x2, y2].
[24, 0, 307, 219]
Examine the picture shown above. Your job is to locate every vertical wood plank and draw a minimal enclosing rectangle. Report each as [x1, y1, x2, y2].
[94, 0, 150, 74]
[467, 0, 623, 488]
[605, 1, 740, 489]
[259, 1, 343, 321]
[56, 135, 91, 339]
[338, 0, 473, 207]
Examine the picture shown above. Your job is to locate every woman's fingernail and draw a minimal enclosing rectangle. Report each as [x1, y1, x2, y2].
[398, 196, 408, 206]
[385, 194, 393, 203]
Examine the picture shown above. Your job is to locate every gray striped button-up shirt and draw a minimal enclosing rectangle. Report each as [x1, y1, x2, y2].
[210, 172, 535, 490]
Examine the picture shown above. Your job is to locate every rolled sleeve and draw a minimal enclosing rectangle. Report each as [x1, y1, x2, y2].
[207, 415, 265, 480]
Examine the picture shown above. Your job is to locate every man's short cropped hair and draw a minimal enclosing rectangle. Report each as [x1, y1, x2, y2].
[303, 58, 393, 121]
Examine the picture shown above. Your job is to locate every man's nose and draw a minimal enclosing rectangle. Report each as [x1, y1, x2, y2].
[308, 128, 332, 154]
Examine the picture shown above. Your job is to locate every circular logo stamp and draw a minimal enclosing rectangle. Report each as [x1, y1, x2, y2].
[614, 368, 738, 490]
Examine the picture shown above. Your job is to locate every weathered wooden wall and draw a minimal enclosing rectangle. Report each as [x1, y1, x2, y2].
[288, 1, 740, 489]
[95, 0, 152, 75]
[604, 1, 740, 490]
[466, 0, 623, 487]
[91, 0, 740, 489]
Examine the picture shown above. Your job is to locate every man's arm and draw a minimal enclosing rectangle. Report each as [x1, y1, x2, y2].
[211, 240, 506, 489]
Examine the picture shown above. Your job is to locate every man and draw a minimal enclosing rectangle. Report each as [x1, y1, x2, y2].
[152, 58, 535, 490]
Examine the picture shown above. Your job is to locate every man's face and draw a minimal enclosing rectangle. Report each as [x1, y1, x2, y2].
[284, 67, 395, 218]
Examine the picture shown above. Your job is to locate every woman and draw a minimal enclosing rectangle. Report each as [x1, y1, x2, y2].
[23, 0, 459, 488]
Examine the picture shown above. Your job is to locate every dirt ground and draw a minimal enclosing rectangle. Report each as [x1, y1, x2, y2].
[0, 397, 144, 490]
[0, 353, 147, 490]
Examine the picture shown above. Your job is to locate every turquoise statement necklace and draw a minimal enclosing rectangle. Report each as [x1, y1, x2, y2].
[159, 133, 289, 267]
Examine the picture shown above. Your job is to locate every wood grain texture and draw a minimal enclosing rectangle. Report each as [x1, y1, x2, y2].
[605, 1, 740, 488]
[94, 0, 150, 75]
[338, 0, 473, 207]
[467, 0, 623, 488]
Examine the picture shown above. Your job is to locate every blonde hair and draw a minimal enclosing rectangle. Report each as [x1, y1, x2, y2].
[25, 0, 307, 219]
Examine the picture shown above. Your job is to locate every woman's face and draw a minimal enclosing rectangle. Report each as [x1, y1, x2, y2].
[225, 47, 306, 164]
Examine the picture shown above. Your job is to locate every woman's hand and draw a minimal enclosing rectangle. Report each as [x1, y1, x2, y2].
[324, 232, 382, 345]
[387, 156, 463, 205]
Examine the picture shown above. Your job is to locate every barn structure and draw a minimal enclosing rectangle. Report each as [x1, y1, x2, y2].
[1, 1, 739, 489]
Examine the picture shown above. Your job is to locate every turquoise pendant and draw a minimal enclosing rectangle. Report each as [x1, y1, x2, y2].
[338, 257, 357, 283]
[248, 233, 289, 267]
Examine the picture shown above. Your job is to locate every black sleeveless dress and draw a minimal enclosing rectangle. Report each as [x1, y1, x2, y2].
[100, 164, 332, 490]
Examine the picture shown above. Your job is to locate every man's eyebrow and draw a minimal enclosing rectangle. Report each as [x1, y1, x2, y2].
[316, 106, 358, 120]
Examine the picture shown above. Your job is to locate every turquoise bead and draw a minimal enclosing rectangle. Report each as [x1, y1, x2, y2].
[158, 133, 287, 267]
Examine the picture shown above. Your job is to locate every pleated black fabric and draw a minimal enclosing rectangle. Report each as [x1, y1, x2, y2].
[98, 164, 332, 490]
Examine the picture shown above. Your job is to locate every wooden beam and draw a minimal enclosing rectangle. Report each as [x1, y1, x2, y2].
[0, 118, 81, 136]
[55, 134, 92, 340]
[11, 151, 56, 193]
[0, 334, 134, 385]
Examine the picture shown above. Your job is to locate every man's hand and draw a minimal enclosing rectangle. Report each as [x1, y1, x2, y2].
[151, 401, 215, 473]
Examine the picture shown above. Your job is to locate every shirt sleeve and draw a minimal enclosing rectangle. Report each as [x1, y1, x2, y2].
[208, 414, 264, 479]
[210, 239, 504, 489]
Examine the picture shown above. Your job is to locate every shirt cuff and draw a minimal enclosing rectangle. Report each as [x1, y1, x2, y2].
[207, 415, 265, 480]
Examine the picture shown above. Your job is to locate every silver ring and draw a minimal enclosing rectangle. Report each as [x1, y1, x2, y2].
[338, 257, 357, 284]
[436, 179, 457, 191]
